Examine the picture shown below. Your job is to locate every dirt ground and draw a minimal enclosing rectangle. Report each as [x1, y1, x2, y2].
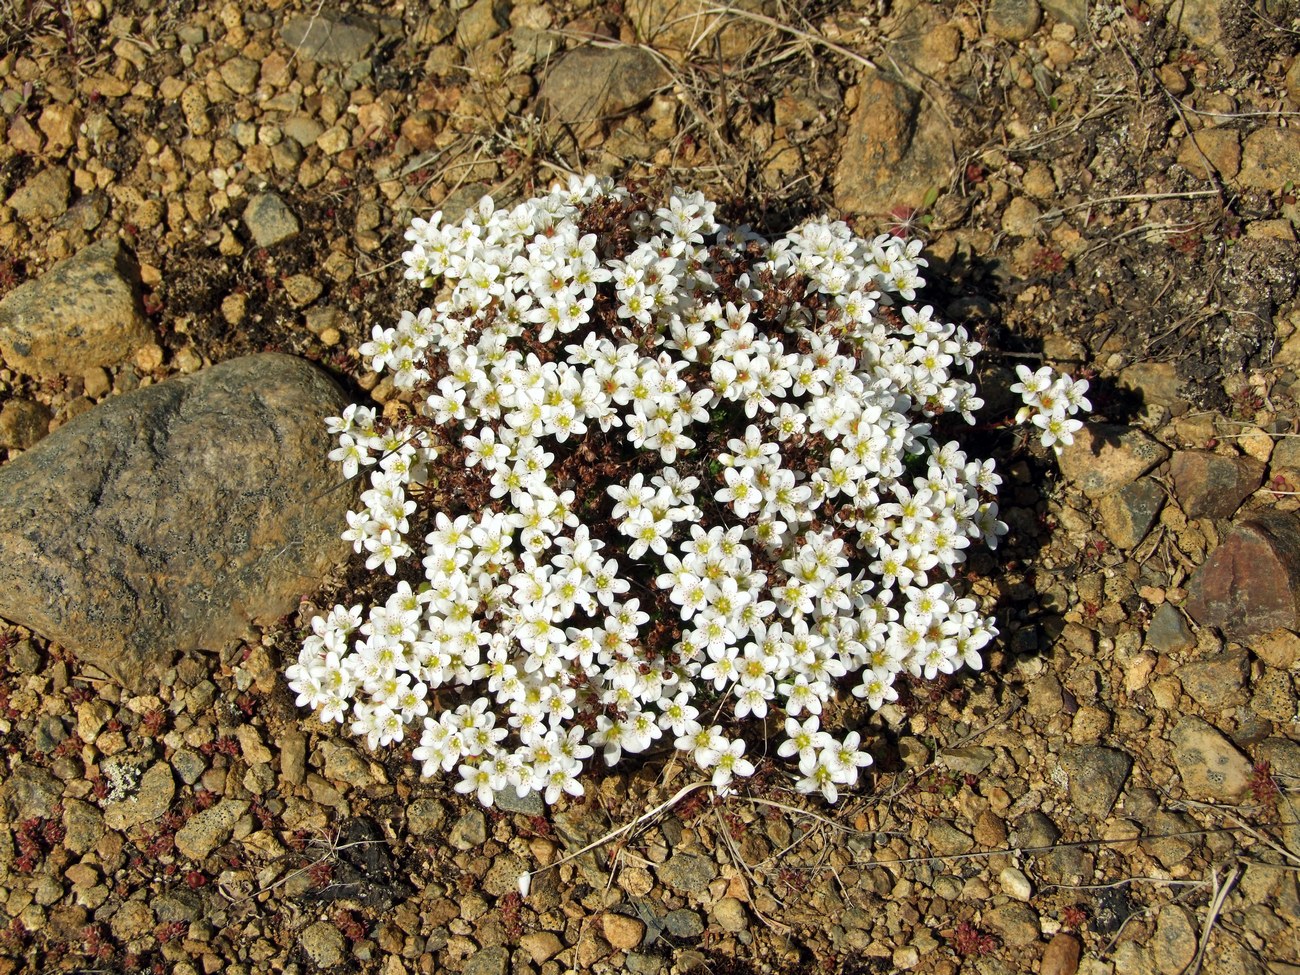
[0, 0, 1299, 973]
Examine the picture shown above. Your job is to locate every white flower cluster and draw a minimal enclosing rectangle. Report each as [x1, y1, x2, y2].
[1011, 364, 1090, 451]
[288, 176, 1022, 807]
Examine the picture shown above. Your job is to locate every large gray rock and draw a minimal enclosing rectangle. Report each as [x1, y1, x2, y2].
[280, 11, 378, 64]
[0, 354, 357, 690]
[541, 47, 670, 124]
[0, 237, 150, 378]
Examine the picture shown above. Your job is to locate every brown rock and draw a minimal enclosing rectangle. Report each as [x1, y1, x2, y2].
[1041, 932, 1082, 975]
[1177, 128, 1241, 179]
[1178, 649, 1249, 711]
[6, 168, 72, 223]
[400, 112, 440, 151]
[1185, 512, 1300, 640]
[1253, 627, 1300, 669]
[1239, 127, 1300, 191]
[1170, 450, 1265, 519]
[0, 398, 52, 450]
[576, 928, 613, 968]
[626, 0, 778, 61]
[37, 103, 78, 154]
[1057, 424, 1171, 499]
[520, 932, 563, 965]
[602, 912, 646, 950]
[0, 237, 150, 379]
[833, 70, 955, 216]
[984, 902, 1040, 946]
[104, 762, 175, 831]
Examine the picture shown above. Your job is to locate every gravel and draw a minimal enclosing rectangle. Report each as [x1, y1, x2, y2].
[0, 2, 1296, 973]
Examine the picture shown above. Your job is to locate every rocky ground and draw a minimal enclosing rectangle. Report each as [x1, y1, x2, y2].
[0, 0, 1299, 973]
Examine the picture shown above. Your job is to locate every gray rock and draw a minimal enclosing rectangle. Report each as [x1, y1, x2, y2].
[1144, 603, 1195, 653]
[153, 891, 202, 924]
[1038, 0, 1088, 29]
[1143, 809, 1197, 868]
[1257, 738, 1300, 780]
[1152, 905, 1197, 975]
[62, 798, 105, 855]
[928, 819, 975, 856]
[1, 764, 62, 821]
[6, 167, 71, 223]
[541, 47, 670, 124]
[1057, 424, 1170, 499]
[301, 920, 348, 968]
[0, 354, 355, 690]
[1178, 649, 1249, 711]
[0, 398, 52, 450]
[987, 0, 1042, 40]
[627, 950, 668, 974]
[1062, 746, 1132, 818]
[659, 851, 717, 892]
[283, 115, 326, 148]
[449, 809, 487, 850]
[174, 799, 250, 859]
[1012, 810, 1060, 850]
[663, 908, 704, 937]
[939, 745, 995, 775]
[280, 12, 378, 64]
[494, 785, 544, 816]
[0, 237, 150, 378]
[243, 192, 300, 249]
[1185, 512, 1300, 641]
[10, 638, 42, 674]
[33, 715, 67, 753]
[491, 785, 543, 816]
[464, 946, 510, 975]
[1169, 716, 1253, 802]
[407, 797, 447, 837]
[104, 762, 175, 831]
[172, 748, 206, 786]
[1170, 451, 1265, 520]
[1098, 478, 1165, 549]
[833, 69, 955, 217]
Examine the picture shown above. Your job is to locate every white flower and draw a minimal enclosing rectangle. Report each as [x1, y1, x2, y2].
[297, 178, 1055, 808]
